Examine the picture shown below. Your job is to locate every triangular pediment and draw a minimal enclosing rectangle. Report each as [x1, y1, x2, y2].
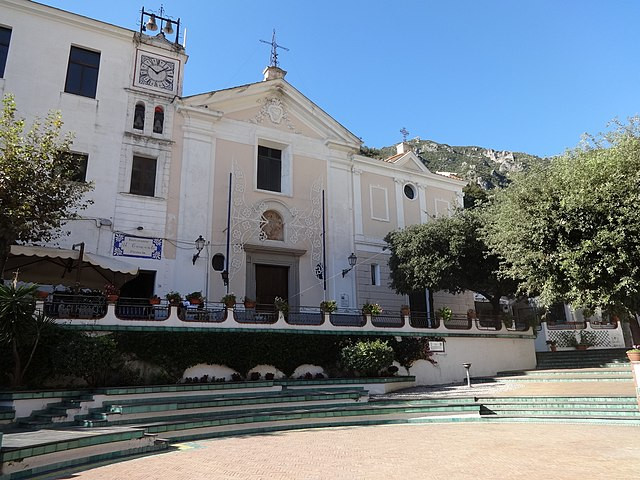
[386, 151, 430, 173]
[181, 79, 361, 149]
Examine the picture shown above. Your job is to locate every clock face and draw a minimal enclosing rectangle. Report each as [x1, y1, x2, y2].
[137, 54, 176, 92]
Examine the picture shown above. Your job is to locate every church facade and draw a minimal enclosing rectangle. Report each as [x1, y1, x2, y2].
[2, 0, 469, 315]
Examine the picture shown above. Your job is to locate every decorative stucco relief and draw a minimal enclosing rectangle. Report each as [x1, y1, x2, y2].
[228, 161, 324, 281]
[251, 97, 300, 133]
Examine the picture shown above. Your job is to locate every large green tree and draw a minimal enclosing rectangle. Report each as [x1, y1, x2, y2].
[385, 208, 518, 314]
[0, 94, 92, 275]
[483, 119, 640, 316]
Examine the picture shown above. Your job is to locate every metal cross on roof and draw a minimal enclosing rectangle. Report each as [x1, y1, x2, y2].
[400, 127, 410, 142]
[260, 29, 289, 68]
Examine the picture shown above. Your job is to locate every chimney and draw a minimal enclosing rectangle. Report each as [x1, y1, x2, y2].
[263, 65, 287, 81]
[396, 142, 411, 155]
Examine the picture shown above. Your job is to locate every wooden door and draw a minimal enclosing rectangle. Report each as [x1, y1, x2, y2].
[255, 264, 289, 310]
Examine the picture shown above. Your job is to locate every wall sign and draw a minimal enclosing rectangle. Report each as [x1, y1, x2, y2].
[113, 233, 162, 260]
[428, 341, 445, 353]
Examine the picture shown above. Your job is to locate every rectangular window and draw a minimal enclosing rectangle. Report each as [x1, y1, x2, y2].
[0, 26, 11, 78]
[130, 156, 156, 197]
[257, 145, 282, 192]
[69, 153, 88, 182]
[65, 46, 100, 98]
[370, 264, 381, 286]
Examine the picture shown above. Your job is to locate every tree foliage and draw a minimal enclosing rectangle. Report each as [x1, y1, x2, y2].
[385, 208, 518, 313]
[483, 119, 640, 314]
[0, 94, 92, 274]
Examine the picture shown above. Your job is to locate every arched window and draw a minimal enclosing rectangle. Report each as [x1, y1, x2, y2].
[261, 210, 284, 241]
[133, 102, 145, 130]
[153, 106, 164, 134]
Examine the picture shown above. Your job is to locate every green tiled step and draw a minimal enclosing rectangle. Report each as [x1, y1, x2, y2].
[481, 405, 640, 416]
[78, 400, 376, 428]
[148, 409, 481, 443]
[140, 403, 481, 439]
[370, 397, 475, 406]
[276, 376, 415, 387]
[536, 361, 629, 368]
[475, 396, 638, 404]
[94, 380, 276, 396]
[0, 390, 91, 401]
[2, 439, 168, 480]
[0, 427, 149, 463]
[0, 407, 15, 422]
[497, 368, 631, 377]
[77, 391, 367, 426]
[497, 376, 632, 382]
[159, 413, 482, 443]
[480, 416, 640, 425]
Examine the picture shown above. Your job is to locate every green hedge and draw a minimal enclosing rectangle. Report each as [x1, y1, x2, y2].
[0, 328, 439, 388]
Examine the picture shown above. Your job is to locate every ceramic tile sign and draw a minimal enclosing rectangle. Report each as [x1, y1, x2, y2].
[428, 341, 445, 353]
[113, 233, 162, 260]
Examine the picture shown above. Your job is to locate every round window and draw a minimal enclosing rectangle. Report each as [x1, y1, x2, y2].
[404, 184, 416, 200]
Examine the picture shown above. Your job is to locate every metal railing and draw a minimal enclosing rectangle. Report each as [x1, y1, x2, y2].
[286, 307, 325, 326]
[409, 313, 440, 329]
[43, 293, 107, 319]
[330, 309, 366, 327]
[441, 314, 472, 330]
[370, 312, 405, 328]
[234, 303, 278, 324]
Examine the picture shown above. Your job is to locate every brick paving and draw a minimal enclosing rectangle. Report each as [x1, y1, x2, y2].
[62, 423, 639, 480]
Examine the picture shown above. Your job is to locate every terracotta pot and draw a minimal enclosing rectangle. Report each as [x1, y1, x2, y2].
[244, 301, 256, 309]
[401, 308, 410, 315]
[225, 300, 235, 308]
[107, 294, 119, 303]
[627, 351, 640, 362]
[36, 290, 50, 299]
[189, 298, 201, 305]
[150, 297, 161, 305]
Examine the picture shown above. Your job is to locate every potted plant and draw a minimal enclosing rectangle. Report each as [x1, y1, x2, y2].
[568, 331, 596, 350]
[165, 291, 182, 306]
[274, 296, 289, 316]
[221, 293, 236, 308]
[243, 296, 257, 309]
[320, 300, 337, 313]
[546, 340, 557, 352]
[626, 345, 640, 362]
[104, 283, 120, 303]
[187, 291, 203, 305]
[400, 305, 410, 316]
[362, 302, 382, 316]
[36, 290, 50, 300]
[436, 306, 452, 322]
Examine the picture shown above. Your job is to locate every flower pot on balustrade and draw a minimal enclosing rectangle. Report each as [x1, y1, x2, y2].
[400, 306, 410, 316]
[107, 294, 119, 303]
[627, 350, 640, 362]
[36, 290, 50, 300]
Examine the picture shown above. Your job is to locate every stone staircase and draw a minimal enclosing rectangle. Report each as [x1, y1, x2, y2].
[478, 348, 639, 424]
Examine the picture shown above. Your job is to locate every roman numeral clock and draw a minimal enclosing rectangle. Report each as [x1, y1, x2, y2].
[134, 50, 178, 94]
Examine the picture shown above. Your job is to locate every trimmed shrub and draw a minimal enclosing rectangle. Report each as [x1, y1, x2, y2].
[340, 339, 394, 377]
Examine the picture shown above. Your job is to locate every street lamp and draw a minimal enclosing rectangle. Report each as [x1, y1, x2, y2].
[192, 235, 206, 265]
[341, 252, 357, 277]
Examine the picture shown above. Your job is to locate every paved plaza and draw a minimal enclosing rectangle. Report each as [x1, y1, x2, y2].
[57, 422, 639, 480]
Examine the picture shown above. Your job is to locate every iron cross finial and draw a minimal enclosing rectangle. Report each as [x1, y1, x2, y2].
[260, 29, 289, 68]
[400, 127, 410, 142]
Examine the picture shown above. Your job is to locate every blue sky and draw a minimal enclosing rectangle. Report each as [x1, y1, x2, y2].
[39, 1, 640, 157]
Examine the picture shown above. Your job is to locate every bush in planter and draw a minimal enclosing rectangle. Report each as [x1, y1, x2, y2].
[274, 296, 289, 315]
[187, 291, 204, 304]
[340, 339, 394, 377]
[362, 302, 382, 316]
[320, 300, 337, 313]
[165, 291, 182, 305]
[436, 306, 452, 322]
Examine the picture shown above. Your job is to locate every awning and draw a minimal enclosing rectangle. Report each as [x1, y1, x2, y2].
[3, 244, 139, 289]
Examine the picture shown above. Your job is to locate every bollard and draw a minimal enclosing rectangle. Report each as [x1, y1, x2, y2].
[463, 362, 472, 388]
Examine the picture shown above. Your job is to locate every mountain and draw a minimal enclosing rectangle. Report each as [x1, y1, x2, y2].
[361, 139, 548, 189]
